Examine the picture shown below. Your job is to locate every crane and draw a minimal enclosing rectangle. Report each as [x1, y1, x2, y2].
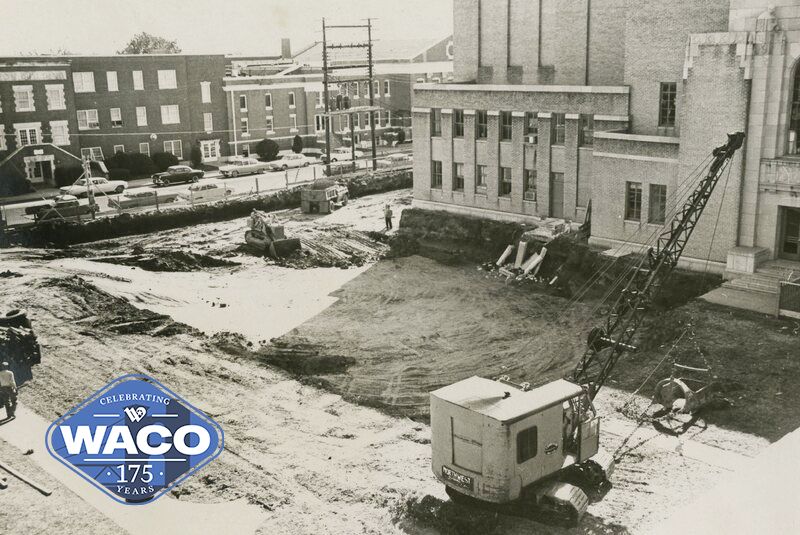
[429, 132, 745, 523]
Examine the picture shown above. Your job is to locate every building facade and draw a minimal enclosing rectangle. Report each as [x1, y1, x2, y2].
[413, 0, 800, 270]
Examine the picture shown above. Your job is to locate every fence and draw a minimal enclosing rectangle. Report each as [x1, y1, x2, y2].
[778, 280, 800, 319]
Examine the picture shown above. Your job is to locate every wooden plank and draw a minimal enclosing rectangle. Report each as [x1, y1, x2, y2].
[0, 460, 53, 496]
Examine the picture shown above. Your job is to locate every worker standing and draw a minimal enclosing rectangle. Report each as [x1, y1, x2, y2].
[384, 204, 393, 231]
[0, 362, 17, 419]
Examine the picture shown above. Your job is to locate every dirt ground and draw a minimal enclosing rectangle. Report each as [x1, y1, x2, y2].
[0, 188, 793, 534]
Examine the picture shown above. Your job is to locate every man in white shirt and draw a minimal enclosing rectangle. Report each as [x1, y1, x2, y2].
[0, 362, 17, 418]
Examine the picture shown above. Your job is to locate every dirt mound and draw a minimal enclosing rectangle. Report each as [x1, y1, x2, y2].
[249, 225, 389, 269]
[40, 276, 196, 336]
[205, 331, 254, 356]
[90, 249, 240, 272]
[0, 270, 23, 278]
[258, 338, 355, 375]
[392, 493, 500, 535]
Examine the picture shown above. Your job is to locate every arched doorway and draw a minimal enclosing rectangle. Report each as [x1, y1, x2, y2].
[788, 59, 800, 154]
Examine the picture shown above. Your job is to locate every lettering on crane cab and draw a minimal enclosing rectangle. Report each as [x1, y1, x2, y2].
[46, 375, 224, 505]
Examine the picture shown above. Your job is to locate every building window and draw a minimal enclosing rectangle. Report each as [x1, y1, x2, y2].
[351, 82, 359, 99]
[17, 126, 38, 146]
[266, 116, 274, 133]
[50, 121, 69, 146]
[239, 94, 247, 112]
[383, 80, 390, 96]
[290, 114, 298, 132]
[476, 110, 488, 139]
[625, 182, 643, 221]
[241, 144, 250, 156]
[525, 112, 538, 144]
[500, 111, 513, 141]
[524, 169, 537, 201]
[658, 82, 677, 128]
[110, 108, 123, 127]
[72, 72, 95, 93]
[453, 109, 464, 137]
[289, 91, 296, 108]
[201, 81, 211, 103]
[499, 166, 512, 196]
[517, 426, 538, 463]
[580, 114, 594, 146]
[386, 111, 392, 126]
[373, 80, 379, 97]
[0, 125, 4, 151]
[317, 92, 324, 107]
[431, 160, 443, 188]
[265, 93, 272, 109]
[106, 71, 118, 92]
[649, 184, 667, 224]
[241, 117, 249, 134]
[113, 144, 125, 154]
[45, 85, 65, 110]
[157, 70, 177, 89]
[201, 140, 219, 161]
[133, 70, 144, 90]
[160, 104, 180, 125]
[203, 112, 213, 132]
[453, 163, 465, 191]
[136, 106, 147, 127]
[354, 113, 361, 130]
[81, 147, 104, 161]
[315, 115, 325, 132]
[13, 86, 34, 112]
[552, 113, 566, 145]
[163, 140, 183, 159]
[77, 109, 99, 130]
[139, 142, 150, 156]
[476, 165, 487, 189]
[431, 108, 442, 137]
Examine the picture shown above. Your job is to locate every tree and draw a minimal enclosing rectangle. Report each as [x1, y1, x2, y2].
[151, 152, 179, 172]
[292, 135, 303, 154]
[396, 129, 406, 144]
[118, 32, 181, 54]
[256, 139, 280, 161]
[190, 144, 203, 168]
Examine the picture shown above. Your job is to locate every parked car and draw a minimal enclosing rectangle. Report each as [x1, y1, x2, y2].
[219, 157, 271, 177]
[267, 153, 315, 171]
[28, 195, 97, 221]
[330, 147, 364, 161]
[178, 180, 235, 203]
[60, 177, 127, 197]
[301, 148, 326, 161]
[376, 152, 414, 168]
[152, 165, 204, 187]
[108, 187, 179, 209]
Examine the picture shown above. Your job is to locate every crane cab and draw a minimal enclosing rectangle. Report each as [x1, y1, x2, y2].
[430, 376, 601, 503]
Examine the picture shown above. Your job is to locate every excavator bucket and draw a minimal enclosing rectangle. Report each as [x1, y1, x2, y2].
[653, 377, 713, 414]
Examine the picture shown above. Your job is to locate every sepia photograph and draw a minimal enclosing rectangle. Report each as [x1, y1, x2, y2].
[0, 1, 798, 534]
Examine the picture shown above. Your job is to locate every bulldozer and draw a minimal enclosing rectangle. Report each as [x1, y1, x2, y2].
[245, 209, 301, 258]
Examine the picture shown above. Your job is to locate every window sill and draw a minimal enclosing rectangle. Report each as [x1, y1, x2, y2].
[241, 133, 251, 138]
[267, 130, 275, 135]
[431, 186, 443, 190]
[623, 219, 641, 225]
[265, 107, 273, 111]
[289, 106, 296, 109]
[290, 129, 299, 133]
[78, 127, 100, 131]
[48, 107, 67, 111]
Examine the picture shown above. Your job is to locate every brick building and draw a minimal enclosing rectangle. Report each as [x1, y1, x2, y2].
[0, 53, 230, 190]
[224, 37, 453, 156]
[413, 0, 800, 271]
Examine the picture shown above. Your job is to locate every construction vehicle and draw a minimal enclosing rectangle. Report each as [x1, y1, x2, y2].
[0, 309, 42, 387]
[300, 180, 349, 214]
[430, 132, 745, 523]
[245, 209, 301, 258]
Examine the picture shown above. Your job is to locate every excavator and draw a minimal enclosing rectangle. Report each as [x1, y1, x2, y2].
[430, 132, 745, 523]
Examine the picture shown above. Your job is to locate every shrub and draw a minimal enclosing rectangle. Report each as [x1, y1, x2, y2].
[256, 138, 280, 161]
[396, 129, 406, 144]
[128, 153, 158, 176]
[190, 144, 203, 167]
[54, 165, 85, 187]
[151, 152, 179, 172]
[105, 151, 132, 171]
[0, 167, 33, 196]
[292, 135, 303, 154]
[109, 168, 131, 180]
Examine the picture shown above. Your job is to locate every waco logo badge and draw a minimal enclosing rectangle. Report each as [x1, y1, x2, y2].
[46, 374, 223, 504]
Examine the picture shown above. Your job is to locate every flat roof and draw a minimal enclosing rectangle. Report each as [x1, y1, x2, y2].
[431, 376, 583, 423]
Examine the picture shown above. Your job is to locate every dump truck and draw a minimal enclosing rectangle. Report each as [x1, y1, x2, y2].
[245, 209, 301, 258]
[300, 180, 349, 214]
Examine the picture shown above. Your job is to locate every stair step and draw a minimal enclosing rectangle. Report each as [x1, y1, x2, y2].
[723, 279, 779, 294]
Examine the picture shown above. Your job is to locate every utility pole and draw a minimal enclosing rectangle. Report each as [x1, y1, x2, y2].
[82, 157, 96, 218]
[322, 18, 332, 177]
[367, 18, 377, 170]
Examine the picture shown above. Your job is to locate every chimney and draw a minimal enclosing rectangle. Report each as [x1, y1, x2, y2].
[281, 38, 292, 60]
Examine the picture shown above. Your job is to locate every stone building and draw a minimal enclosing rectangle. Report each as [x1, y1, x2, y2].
[412, 0, 800, 271]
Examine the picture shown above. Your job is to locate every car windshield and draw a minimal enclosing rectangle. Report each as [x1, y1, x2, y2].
[74, 179, 87, 186]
